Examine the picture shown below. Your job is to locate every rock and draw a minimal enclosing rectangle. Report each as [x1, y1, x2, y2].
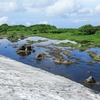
[53, 58, 73, 65]
[19, 44, 26, 50]
[53, 58, 63, 64]
[26, 45, 32, 51]
[62, 60, 73, 65]
[16, 44, 35, 56]
[63, 51, 71, 58]
[87, 71, 92, 74]
[85, 76, 96, 83]
[35, 52, 48, 60]
[97, 54, 100, 59]
[96, 82, 100, 86]
[19, 44, 32, 51]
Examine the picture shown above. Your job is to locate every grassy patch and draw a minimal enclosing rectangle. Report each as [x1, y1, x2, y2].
[1, 30, 100, 49]
[56, 42, 78, 47]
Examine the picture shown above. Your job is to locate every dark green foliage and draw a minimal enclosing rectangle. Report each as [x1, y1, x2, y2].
[0, 23, 100, 36]
[78, 24, 97, 35]
[29, 24, 57, 33]
[49, 29, 65, 34]
[0, 24, 9, 33]
[8, 25, 27, 31]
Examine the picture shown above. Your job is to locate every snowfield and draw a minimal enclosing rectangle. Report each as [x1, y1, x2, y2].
[0, 55, 100, 100]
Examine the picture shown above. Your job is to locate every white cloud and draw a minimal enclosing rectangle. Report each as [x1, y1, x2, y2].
[22, 0, 57, 8]
[74, 19, 88, 23]
[20, 0, 57, 12]
[0, 1, 25, 13]
[32, 0, 57, 8]
[46, 0, 82, 17]
[76, 0, 100, 7]
[38, 21, 48, 24]
[0, 17, 8, 25]
[94, 5, 100, 14]
[77, 9, 92, 15]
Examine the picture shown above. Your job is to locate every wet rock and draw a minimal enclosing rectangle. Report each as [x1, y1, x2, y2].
[63, 51, 71, 58]
[87, 51, 100, 62]
[35, 52, 48, 60]
[53, 58, 64, 64]
[7, 35, 19, 42]
[85, 76, 96, 83]
[19, 44, 32, 51]
[87, 71, 92, 74]
[16, 44, 35, 56]
[53, 58, 73, 65]
[96, 82, 100, 86]
[62, 60, 73, 65]
[97, 54, 100, 59]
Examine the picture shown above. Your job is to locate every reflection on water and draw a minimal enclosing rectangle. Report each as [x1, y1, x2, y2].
[16, 51, 32, 56]
[0, 36, 100, 92]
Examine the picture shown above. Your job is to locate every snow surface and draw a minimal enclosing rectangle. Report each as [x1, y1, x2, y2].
[0, 55, 100, 100]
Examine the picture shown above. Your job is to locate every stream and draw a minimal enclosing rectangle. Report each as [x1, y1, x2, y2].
[0, 36, 100, 92]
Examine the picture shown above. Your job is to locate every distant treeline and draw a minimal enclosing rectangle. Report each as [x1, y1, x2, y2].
[0, 24, 100, 35]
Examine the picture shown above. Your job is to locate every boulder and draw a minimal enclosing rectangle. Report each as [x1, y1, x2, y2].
[62, 60, 73, 65]
[53, 58, 73, 65]
[19, 44, 32, 51]
[63, 51, 71, 58]
[53, 58, 63, 64]
[16, 44, 35, 56]
[19, 44, 26, 50]
[85, 76, 96, 83]
[35, 53, 48, 60]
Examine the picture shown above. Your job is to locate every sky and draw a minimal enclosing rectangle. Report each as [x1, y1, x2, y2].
[0, 0, 100, 28]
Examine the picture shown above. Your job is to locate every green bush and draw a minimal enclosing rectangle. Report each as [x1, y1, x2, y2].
[78, 24, 96, 35]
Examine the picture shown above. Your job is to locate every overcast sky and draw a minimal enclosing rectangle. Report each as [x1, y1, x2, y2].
[0, 0, 100, 28]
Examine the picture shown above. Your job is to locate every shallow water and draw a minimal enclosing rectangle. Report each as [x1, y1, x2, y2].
[0, 36, 100, 92]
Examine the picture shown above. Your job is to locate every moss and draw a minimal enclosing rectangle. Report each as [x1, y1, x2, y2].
[87, 51, 100, 61]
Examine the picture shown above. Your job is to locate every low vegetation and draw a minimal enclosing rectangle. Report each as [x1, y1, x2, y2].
[0, 23, 100, 50]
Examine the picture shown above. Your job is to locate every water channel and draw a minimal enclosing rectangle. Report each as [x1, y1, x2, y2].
[0, 36, 100, 92]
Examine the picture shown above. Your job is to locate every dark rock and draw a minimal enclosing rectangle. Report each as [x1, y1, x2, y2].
[85, 76, 96, 83]
[16, 44, 35, 56]
[19, 44, 26, 50]
[26, 45, 32, 51]
[19, 44, 32, 51]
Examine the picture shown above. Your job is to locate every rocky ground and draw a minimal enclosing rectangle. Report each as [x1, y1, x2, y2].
[0, 55, 100, 100]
